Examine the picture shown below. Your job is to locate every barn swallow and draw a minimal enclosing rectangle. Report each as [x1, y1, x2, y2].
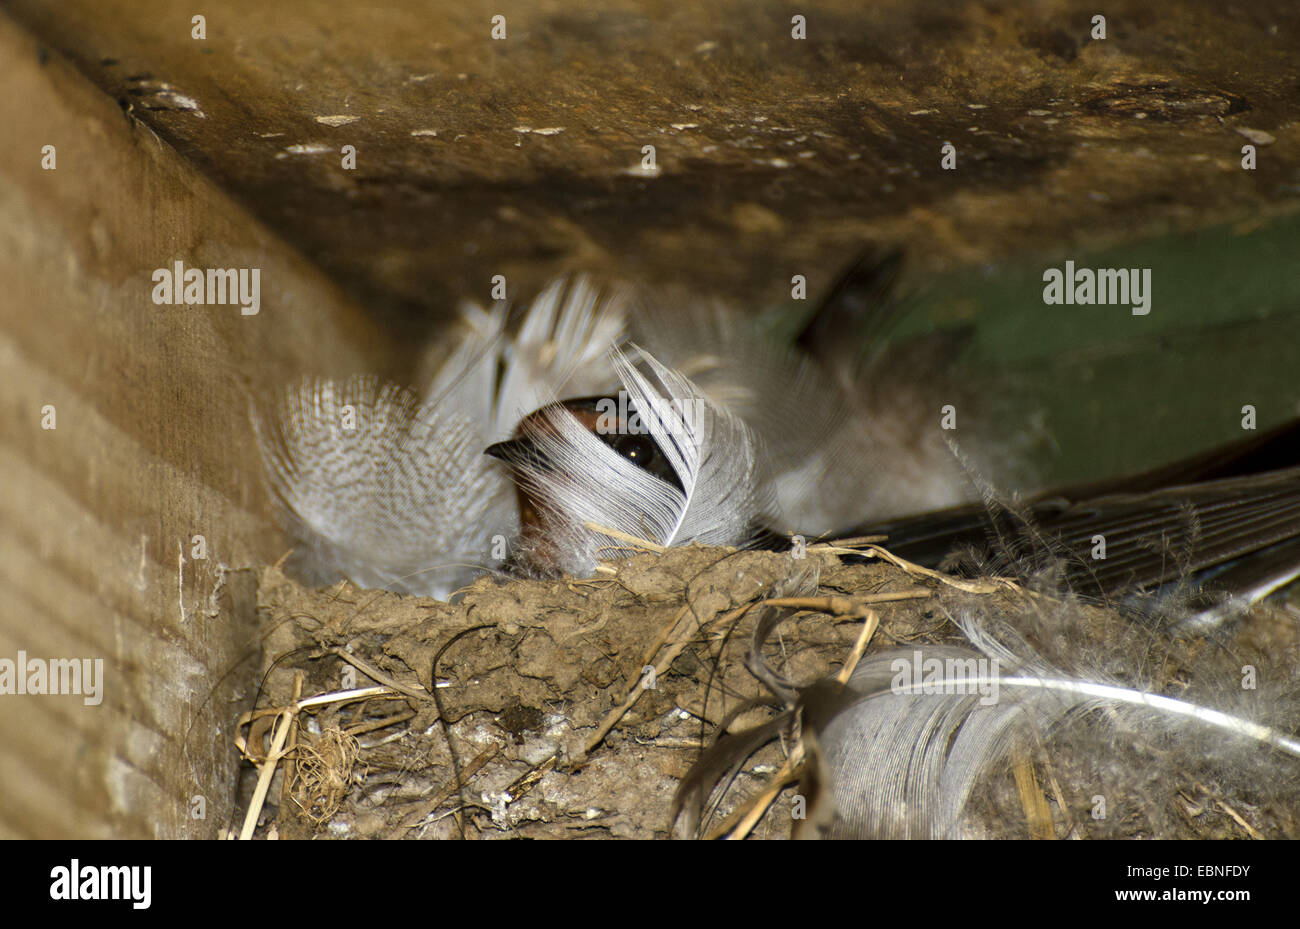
[737, 247, 1300, 620]
[258, 259, 1300, 621]
[257, 275, 781, 590]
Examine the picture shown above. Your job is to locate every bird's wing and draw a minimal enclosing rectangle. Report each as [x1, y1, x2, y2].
[860, 433, 1300, 617]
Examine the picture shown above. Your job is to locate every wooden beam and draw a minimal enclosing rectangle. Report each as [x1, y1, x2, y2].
[0, 11, 391, 838]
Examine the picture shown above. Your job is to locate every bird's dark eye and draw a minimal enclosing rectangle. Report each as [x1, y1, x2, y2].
[612, 434, 656, 467]
[602, 431, 683, 491]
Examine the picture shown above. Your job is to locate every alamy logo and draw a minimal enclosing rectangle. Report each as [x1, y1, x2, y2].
[594, 391, 705, 437]
[890, 651, 1001, 706]
[0, 650, 103, 705]
[1042, 261, 1151, 315]
[50, 860, 150, 909]
[151, 261, 261, 315]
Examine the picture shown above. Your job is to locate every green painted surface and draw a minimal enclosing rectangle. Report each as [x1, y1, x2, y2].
[769, 211, 1300, 487]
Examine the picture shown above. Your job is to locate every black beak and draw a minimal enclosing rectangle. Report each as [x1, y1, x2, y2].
[485, 438, 522, 461]
[485, 437, 545, 466]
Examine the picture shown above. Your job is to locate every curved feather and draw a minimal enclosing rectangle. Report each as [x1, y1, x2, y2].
[816, 603, 1300, 838]
[674, 584, 1300, 839]
[613, 347, 766, 548]
[506, 347, 768, 575]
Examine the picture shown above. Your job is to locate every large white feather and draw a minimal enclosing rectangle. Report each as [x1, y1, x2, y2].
[817, 603, 1300, 838]
[253, 376, 514, 598]
[674, 580, 1300, 839]
[420, 276, 627, 441]
[421, 299, 507, 430]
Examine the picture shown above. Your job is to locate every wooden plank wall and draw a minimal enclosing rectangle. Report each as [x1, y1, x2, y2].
[0, 12, 394, 838]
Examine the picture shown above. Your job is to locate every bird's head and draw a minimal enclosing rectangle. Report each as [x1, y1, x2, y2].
[485, 394, 686, 574]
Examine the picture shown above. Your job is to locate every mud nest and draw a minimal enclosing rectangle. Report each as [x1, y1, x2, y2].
[232, 544, 1300, 839]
